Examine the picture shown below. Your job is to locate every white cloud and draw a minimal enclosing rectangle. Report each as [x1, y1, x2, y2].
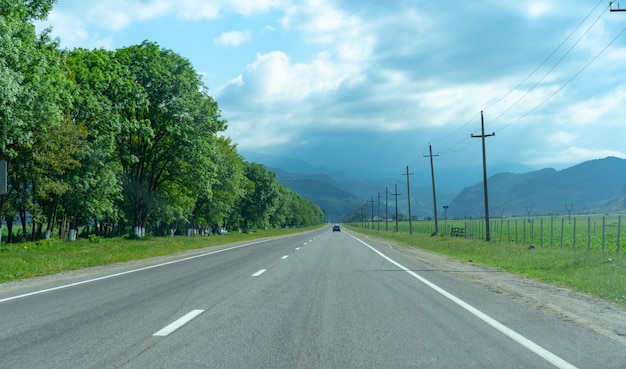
[228, 0, 282, 16]
[525, 3, 553, 17]
[214, 31, 252, 46]
[548, 132, 576, 146]
[38, 10, 113, 49]
[221, 51, 335, 100]
[526, 146, 626, 167]
[563, 89, 626, 126]
[176, 0, 220, 20]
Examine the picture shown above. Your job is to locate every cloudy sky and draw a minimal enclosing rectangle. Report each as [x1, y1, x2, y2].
[37, 0, 626, 185]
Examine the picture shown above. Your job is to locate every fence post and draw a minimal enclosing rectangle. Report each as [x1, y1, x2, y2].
[617, 216, 622, 253]
[587, 216, 591, 252]
[560, 217, 564, 249]
[507, 219, 510, 243]
[539, 218, 543, 247]
[550, 217, 554, 248]
[602, 216, 606, 252]
[573, 217, 577, 250]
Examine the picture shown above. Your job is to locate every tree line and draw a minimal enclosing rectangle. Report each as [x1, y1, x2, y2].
[0, 1, 323, 242]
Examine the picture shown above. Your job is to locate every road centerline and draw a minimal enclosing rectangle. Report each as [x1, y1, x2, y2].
[251, 269, 267, 277]
[153, 309, 204, 337]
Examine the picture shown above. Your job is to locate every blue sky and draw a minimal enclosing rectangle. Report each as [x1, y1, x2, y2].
[37, 0, 626, 185]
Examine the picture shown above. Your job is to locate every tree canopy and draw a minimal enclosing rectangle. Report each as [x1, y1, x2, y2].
[0, 1, 323, 242]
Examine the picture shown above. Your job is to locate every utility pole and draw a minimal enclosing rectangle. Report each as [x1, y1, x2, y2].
[443, 205, 449, 237]
[471, 111, 495, 241]
[565, 203, 574, 224]
[403, 166, 414, 235]
[377, 192, 381, 231]
[371, 195, 374, 229]
[385, 186, 389, 231]
[362, 200, 369, 229]
[391, 184, 401, 232]
[424, 144, 440, 235]
[610, 2, 626, 11]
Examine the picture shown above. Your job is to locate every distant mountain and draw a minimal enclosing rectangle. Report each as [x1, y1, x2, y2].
[269, 168, 362, 222]
[242, 151, 626, 220]
[449, 156, 626, 218]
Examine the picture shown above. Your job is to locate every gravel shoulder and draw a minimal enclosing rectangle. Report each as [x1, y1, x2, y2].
[364, 234, 626, 347]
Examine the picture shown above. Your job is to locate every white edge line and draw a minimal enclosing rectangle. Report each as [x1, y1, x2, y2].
[153, 309, 204, 337]
[0, 239, 274, 304]
[346, 232, 578, 369]
[251, 269, 267, 277]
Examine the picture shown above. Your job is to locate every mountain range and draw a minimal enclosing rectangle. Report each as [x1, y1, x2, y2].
[241, 151, 626, 221]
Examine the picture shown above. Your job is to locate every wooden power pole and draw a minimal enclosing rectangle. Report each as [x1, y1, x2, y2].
[471, 111, 495, 241]
[424, 145, 440, 235]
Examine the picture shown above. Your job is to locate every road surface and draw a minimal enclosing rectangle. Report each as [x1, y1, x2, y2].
[1, 228, 624, 368]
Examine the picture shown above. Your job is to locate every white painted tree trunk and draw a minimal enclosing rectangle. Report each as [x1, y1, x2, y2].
[133, 226, 145, 238]
[68, 229, 77, 241]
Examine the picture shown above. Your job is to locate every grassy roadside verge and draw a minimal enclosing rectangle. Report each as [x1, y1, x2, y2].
[346, 225, 626, 307]
[0, 226, 322, 283]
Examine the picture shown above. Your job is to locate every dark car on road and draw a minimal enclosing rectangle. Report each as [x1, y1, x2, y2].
[332, 225, 340, 232]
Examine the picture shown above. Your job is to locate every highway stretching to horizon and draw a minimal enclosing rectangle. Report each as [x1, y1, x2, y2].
[1, 228, 624, 368]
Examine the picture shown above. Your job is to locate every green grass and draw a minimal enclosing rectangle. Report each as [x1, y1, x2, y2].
[347, 224, 626, 306]
[0, 226, 321, 283]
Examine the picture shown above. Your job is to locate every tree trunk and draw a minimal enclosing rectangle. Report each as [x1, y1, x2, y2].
[19, 208, 27, 242]
[4, 213, 14, 244]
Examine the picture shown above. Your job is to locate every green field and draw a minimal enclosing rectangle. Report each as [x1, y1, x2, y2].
[347, 220, 626, 306]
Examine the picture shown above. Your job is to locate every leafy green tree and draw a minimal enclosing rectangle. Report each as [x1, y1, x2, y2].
[0, 1, 69, 238]
[62, 48, 127, 239]
[192, 136, 245, 232]
[114, 41, 226, 237]
[238, 163, 279, 231]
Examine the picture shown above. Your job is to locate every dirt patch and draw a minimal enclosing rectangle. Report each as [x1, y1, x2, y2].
[367, 235, 626, 347]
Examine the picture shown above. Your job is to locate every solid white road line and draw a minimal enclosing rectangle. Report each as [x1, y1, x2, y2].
[153, 309, 204, 337]
[251, 269, 267, 277]
[0, 239, 274, 304]
[347, 232, 578, 369]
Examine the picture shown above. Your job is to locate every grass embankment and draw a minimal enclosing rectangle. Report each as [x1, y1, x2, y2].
[347, 225, 626, 306]
[0, 226, 322, 283]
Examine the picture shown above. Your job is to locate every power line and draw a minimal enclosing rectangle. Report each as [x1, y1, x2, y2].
[431, 1, 610, 156]
[484, 0, 605, 114]
[498, 23, 626, 132]
[486, 1, 610, 129]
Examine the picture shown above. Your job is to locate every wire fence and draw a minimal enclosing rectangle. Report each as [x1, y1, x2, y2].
[352, 215, 624, 253]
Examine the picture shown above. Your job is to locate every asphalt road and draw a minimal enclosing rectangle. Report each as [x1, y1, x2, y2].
[1, 228, 624, 368]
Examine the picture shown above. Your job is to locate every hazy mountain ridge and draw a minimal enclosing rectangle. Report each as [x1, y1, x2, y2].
[449, 157, 626, 218]
[244, 152, 626, 220]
